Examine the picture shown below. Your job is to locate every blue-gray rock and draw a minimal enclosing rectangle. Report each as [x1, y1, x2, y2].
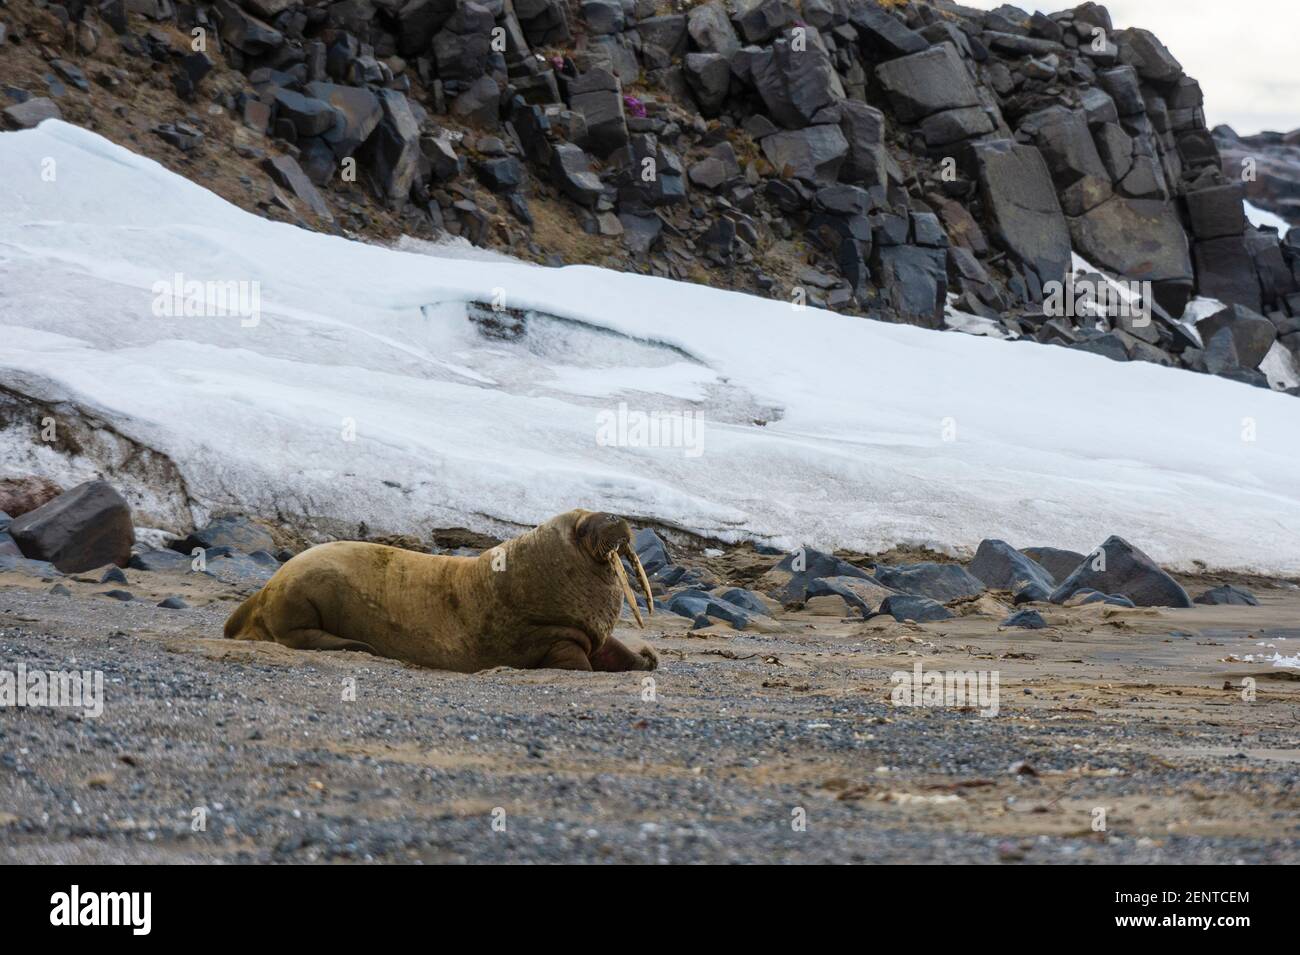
[1021, 546, 1086, 582]
[717, 587, 771, 615]
[632, 527, 671, 572]
[1001, 609, 1047, 629]
[876, 594, 953, 623]
[130, 549, 194, 572]
[760, 547, 870, 604]
[1050, 536, 1192, 607]
[0, 554, 62, 577]
[173, 515, 275, 556]
[1193, 584, 1259, 606]
[874, 43, 980, 123]
[158, 596, 190, 610]
[873, 562, 985, 602]
[50, 583, 72, 596]
[666, 588, 754, 629]
[100, 589, 134, 601]
[806, 574, 898, 617]
[1071, 589, 1137, 607]
[972, 139, 1071, 289]
[100, 566, 129, 585]
[847, 4, 927, 59]
[1195, 304, 1277, 370]
[968, 539, 1057, 603]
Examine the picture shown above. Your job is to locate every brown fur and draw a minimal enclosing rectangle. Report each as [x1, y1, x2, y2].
[222, 509, 657, 672]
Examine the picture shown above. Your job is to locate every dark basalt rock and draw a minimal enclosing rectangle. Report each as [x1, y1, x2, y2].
[1193, 585, 1259, 606]
[8, 481, 134, 574]
[873, 562, 986, 603]
[1049, 536, 1193, 608]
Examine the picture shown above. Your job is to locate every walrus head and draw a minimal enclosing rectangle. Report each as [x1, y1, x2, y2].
[572, 511, 655, 627]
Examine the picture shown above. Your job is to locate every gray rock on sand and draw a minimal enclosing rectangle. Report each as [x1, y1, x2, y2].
[1021, 546, 1086, 582]
[1001, 609, 1047, 629]
[806, 575, 899, 616]
[876, 594, 953, 623]
[130, 549, 194, 572]
[873, 562, 985, 602]
[1193, 584, 1258, 606]
[172, 515, 276, 556]
[968, 539, 1056, 603]
[1049, 536, 1192, 607]
[7, 480, 135, 574]
[758, 547, 871, 604]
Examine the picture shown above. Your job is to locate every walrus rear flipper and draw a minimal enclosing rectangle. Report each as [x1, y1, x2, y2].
[223, 592, 262, 640]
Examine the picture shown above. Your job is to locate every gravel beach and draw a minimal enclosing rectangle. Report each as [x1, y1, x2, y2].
[2, 559, 1297, 865]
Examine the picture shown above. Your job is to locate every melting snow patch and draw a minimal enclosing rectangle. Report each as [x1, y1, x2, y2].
[3, 122, 1300, 571]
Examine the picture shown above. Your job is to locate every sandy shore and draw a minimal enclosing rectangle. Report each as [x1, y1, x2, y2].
[1, 560, 1297, 864]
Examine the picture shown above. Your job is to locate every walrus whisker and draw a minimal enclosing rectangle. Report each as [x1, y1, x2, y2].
[609, 551, 645, 628]
[620, 541, 654, 617]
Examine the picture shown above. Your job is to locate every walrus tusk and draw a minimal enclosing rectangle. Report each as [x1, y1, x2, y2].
[609, 551, 645, 628]
[620, 541, 654, 617]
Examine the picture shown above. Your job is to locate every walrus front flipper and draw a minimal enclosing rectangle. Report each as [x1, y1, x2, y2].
[282, 628, 378, 655]
[538, 641, 594, 671]
[590, 636, 658, 672]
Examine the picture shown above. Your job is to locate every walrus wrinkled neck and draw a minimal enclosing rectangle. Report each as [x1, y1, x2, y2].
[480, 520, 620, 647]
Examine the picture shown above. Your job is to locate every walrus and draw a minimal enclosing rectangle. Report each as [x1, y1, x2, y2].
[222, 509, 658, 672]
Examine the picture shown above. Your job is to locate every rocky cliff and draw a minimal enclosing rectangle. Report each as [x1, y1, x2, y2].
[2, 0, 1298, 390]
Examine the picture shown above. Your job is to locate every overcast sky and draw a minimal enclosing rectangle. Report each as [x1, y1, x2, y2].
[957, 0, 1297, 135]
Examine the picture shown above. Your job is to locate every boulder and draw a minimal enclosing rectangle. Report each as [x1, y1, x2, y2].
[838, 101, 888, 188]
[1000, 609, 1046, 629]
[515, 0, 571, 46]
[874, 43, 980, 123]
[847, 4, 926, 59]
[1068, 196, 1194, 316]
[757, 547, 871, 604]
[968, 539, 1057, 598]
[272, 90, 340, 139]
[215, 0, 282, 55]
[365, 90, 422, 202]
[129, 549, 193, 572]
[1098, 66, 1145, 116]
[750, 35, 839, 129]
[1048, 536, 1193, 607]
[171, 514, 276, 555]
[568, 68, 628, 156]
[262, 154, 332, 219]
[1020, 546, 1085, 582]
[1117, 28, 1183, 84]
[1194, 236, 1264, 312]
[806, 574, 899, 616]
[1193, 584, 1259, 606]
[1022, 106, 1112, 215]
[876, 594, 953, 623]
[550, 143, 604, 207]
[687, 2, 741, 56]
[761, 125, 848, 185]
[973, 139, 1071, 289]
[920, 106, 994, 147]
[1195, 305, 1277, 369]
[395, 0, 459, 57]
[873, 562, 986, 602]
[1, 97, 62, 130]
[684, 52, 731, 116]
[7, 480, 134, 574]
[874, 245, 947, 329]
[1185, 184, 1246, 240]
[733, 0, 793, 45]
[306, 82, 382, 158]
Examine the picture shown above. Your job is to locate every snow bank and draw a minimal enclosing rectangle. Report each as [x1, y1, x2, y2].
[3, 122, 1300, 571]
